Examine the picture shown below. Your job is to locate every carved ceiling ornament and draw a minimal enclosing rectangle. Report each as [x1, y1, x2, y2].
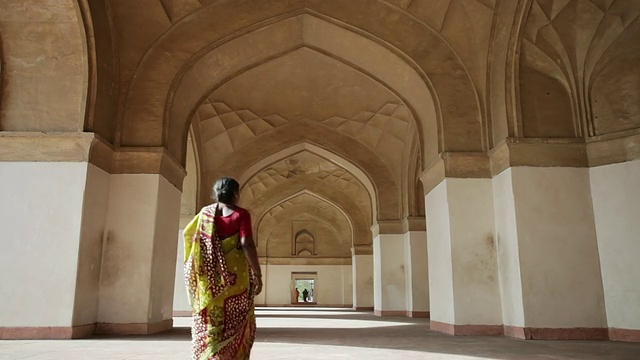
[520, 0, 640, 137]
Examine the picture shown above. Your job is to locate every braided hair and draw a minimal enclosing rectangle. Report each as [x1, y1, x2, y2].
[213, 177, 240, 204]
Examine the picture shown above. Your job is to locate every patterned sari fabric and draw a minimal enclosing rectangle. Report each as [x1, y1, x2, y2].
[184, 205, 256, 360]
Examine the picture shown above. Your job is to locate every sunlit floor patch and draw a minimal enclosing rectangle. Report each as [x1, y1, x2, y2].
[255, 308, 412, 329]
[258, 317, 412, 329]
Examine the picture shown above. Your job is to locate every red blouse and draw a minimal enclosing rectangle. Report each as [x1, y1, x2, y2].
[214, 206, 253, 240]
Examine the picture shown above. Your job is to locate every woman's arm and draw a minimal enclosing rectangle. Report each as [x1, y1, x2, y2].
[238, 208, 262, 295]
[240, 236, 263, 295]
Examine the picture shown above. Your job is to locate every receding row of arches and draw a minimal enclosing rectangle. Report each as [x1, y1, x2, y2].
[1, 0, 639, 342]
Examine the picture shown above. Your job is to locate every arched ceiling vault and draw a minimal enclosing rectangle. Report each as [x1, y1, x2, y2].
[239, 143, 377, 217]
[180, 14, 447, 222]
[112, 0, 498, 230]
[120, 4, 486, 170]
[197, 120, 402, 220]
[238, 145, 375, 224]
[197, 46, 413, 180]
[174, 14, 430, 177]
[191, 39, 419, 221]
[250, 179, 371, 246]
[257, 192, 354, 258]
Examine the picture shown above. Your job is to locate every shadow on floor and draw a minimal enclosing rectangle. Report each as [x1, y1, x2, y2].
[254, 324, 640, 360]
[92, 312, 640, 360]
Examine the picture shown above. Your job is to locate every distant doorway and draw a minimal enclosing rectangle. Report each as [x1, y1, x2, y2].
[291, 272, 317, 305]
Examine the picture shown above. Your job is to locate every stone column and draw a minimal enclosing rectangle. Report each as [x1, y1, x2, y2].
[493, 165, 607, 340]
[0, 133, 112, 339]
[173, 135, 199, 317]
[404, 218, 429, 318]
[352, 245, 373, 310]
[96, 149, 184, 335]
[424, 175, 503, 335]
[373, 221, 407, 316]
[590, 158, 640, 341]
[172, 218, 194, 317]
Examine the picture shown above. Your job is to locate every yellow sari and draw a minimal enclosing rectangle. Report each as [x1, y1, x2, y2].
[184, 205, 256, 360]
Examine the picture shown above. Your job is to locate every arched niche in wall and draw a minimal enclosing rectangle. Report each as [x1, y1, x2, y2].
[519, 66, 576, 138]
[293, 229, 316, 257]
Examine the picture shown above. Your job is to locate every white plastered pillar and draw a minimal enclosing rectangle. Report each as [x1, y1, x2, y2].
[352, 245, 374, 310]
[0, 133, 111, 339]
[373, 221, 407, 316]
[404, 217, 429, 318]
[173, 217, 195, 316]
[425, 177, 503, 335]
[173, 135, 199, 316]
[589, 159, 640, 341]
[96, 151, 184, 335]
[493, 166, 607, 340]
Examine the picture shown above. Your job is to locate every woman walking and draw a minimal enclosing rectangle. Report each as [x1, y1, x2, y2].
[184, 177, 263, 359]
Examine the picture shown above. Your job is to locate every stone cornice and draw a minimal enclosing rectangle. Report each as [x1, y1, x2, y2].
[90, 135, 115, 173]
[371, 220, 405, 236]
[420, 152, 491, 195]
[370, 216, 426, 236]
[489, 137, 588, 176]
[0, 131, 101, 162]
[111, 147, 186, 190]
[419, 132, 640, 194]
[587, 130, 640, 167]
[0, 131, 116, 174]
[490, 132, 640, 174]
[352, 244, 373, 255]
[0, 132, 187, 190]
[407, 216, 426, 232]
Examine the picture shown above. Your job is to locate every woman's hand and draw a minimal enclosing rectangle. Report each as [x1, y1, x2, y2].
[241, 235, 263, 297]
[252, 272, 263, 296]
[254, 275, 263, 296]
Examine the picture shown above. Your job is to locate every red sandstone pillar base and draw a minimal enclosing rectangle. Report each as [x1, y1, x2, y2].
[374, 310, 405, 317]
[429, 321, 625, 341]
[608, 328, 640, 342]
[407, 311, 430, 318]
[503, 326, 608, 340]
[0, 319, 173, 339]
[94, 319, 173, 336]
[430, 321, 503, 336]
[0, 324, 95, 339]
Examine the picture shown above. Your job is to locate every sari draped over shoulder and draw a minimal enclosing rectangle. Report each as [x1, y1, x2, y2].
[184, 205, 256, 360]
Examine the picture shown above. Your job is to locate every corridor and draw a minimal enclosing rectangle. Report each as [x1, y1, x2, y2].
[2, 308, 639, 360]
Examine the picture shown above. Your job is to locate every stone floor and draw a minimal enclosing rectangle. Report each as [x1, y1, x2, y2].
[1, 308, 639, 359]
